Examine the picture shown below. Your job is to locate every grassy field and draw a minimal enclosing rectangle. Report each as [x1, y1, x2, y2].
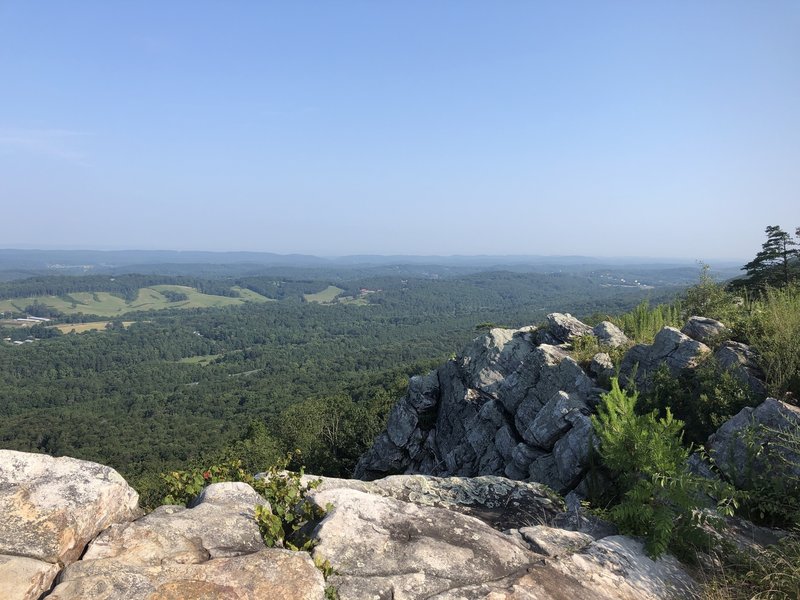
[303, 285, 344, 304]
[54, 321, 135, 334]
[0, 286, 271, 317]
[178, 353, 223, 365]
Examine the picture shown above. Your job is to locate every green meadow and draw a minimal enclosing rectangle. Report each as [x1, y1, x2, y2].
[0, 285, 271, 317]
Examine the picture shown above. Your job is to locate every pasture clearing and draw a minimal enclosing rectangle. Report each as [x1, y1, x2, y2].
[303, 285, 344, 304]
[54, 321, 135, 334]
[0, 285, 271, 317]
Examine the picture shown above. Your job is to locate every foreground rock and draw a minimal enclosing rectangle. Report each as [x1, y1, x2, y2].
[708, 398, 800, 488]
[0, 450, 140, 566]
[0, 449, 701, 600]
[0, 450, 141, 599]
[47, 481, 325, 600]
[305, 473, 565, 530]
[309, 484, 694, 600]
[48, 549, 324, 600]
[0, 555, 60, 600]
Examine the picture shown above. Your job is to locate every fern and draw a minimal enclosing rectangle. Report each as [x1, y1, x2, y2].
[592, 378, 739, 558]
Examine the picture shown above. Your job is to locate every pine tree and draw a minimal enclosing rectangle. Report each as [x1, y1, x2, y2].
[741, 225, 799, 289]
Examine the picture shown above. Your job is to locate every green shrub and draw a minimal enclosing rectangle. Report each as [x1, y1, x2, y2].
[682, 263, 741, 326]
[160, 452, 329, 551]
[592, 378, 738, 558]
[641, 360, 758, 445]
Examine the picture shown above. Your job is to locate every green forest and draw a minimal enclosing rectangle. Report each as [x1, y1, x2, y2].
[0, 268, 677, 497]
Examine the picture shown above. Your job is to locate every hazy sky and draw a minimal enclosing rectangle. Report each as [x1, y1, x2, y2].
[1, 2, 798, 259]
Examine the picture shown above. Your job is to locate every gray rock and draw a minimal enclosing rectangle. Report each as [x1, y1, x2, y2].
[307, 473, 565, 531]
[593, 321, 630, 348]
[386, 400, 419, 448]
[406, 370, 440, 412]
[517, 525, 594, 557]
[619, 327, 710, 392]
[682, 316, 727, 344]
[546, 312, 594, 343]
[551, 414, 595, 492]
[707, 398, 800, 488]
[590, 352, 615, 385]
[0, 450, 140, 566]
[524, 391, 590, 450]
[715, 341, 768, 397]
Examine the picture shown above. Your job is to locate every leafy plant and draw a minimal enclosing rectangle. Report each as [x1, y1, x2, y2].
[682, 262, 740, 326]
[592, 378, 739, 558]
[642, 360, 757, 445]
[160, 451, 330, 551]
[250, 454, 329, 551]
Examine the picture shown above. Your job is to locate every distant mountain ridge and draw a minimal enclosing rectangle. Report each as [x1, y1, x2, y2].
[0, 248, 744, 271]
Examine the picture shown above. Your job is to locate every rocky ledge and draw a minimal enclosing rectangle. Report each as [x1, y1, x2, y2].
[2, 449, 700, 600]
[2, 391, 796, 599]
[355, 313, 767, 493]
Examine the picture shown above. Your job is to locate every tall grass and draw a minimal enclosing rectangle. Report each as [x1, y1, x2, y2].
[742, 285, 800, 398]
[612, 300, 682, 344]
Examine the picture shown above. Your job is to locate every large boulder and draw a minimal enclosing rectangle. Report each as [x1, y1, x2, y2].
[545, 312, 595, 344]
[552, 536, 697, 600]
[356, 322, 604, 494]
[707, 398, 800, 488]
[593, 321, 630, 348]
[0, 555, 60, 600]
[714, 341, 768, 397]
[47, 548, 325, 600]
[619, 327, 710, 392]
[356, 328, 602, 494]
[681, 316, 727, 344]
[310, 487, 537, 599]
[310, 485, 696, 600]
[81, 481, 267, 565]
[47, 480, 325, 599]
[0, 450, 140, 566]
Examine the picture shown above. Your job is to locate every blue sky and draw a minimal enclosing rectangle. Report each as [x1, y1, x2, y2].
[0, 1, 798, 259]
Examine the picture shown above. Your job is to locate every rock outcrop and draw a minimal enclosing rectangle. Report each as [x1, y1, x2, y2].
[356, 315, 608, 494]
[618, 326, 710, 392]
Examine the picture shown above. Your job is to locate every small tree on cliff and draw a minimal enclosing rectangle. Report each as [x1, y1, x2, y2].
[739, 225, 799, 289]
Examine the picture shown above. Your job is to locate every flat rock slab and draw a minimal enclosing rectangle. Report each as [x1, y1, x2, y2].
[312, 487, 537, 599]
[307, 473, 565, 530]
[47, 548, 325, 600]
[553, 536, 696, 600]
[0, 554, 60, 600]
[0, 450, 140, 565]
